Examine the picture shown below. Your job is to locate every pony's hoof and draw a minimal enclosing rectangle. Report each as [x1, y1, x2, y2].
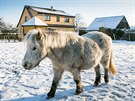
[75, 91, 82, 95]
[75, 89, 83, 95]
[47, 92, 54, 99]
[94, 81, 100, 86]
[105, 79, 109, 83]
[47, 95, 54, 99]
[104, 77, 109, 83]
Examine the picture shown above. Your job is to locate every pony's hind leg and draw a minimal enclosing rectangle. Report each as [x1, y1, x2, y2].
[71, 69, 83, 95]
[94, 64, 101, 86]
[101, 55, 110, 83]
[104, 68, 109, 83]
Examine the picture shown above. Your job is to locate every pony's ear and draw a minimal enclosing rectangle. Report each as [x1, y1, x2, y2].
[25, 31, 31, 42]
[36, 29, 43, 40]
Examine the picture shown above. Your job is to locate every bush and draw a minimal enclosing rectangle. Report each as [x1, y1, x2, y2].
[122, 33, 135, 41]
[99, 27, 124, 40]
[0, 33, 20, 41]
[78, 30, 87, 36]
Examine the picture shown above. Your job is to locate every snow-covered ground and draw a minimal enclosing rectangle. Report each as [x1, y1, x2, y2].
[0, 40, 135, 101]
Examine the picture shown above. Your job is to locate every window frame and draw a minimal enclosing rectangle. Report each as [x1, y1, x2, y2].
[56, 16, 60, 22]
[25, 16, 28, 22]
[44, 15, 51, 21]
[64, 17, 70, 23]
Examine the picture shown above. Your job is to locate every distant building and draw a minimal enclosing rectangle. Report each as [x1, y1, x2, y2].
[87, 15, 130, 31]
[17, 5, 75, 38]
[130, 25, 135, 31]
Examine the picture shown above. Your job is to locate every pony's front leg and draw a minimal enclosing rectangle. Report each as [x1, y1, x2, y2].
[71, 69, 83, 95]
[47, 68, 64, 99]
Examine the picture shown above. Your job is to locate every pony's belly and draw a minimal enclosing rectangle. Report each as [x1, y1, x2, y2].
[52, 61, 74, 71]
[81, 65, 95, 70]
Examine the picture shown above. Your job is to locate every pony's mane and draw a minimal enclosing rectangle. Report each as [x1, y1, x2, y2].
[45, 31, 83, 48]
[25, 29, 84, 49]
[25, 29, 39, 42]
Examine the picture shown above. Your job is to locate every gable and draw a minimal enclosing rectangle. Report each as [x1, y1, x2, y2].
[17, 6, 38, 27]
[116, 17, 130, 29]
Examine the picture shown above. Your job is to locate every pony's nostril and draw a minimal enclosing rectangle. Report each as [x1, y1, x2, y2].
[24, 64, 27, 67]
[23, 63, 27, 68]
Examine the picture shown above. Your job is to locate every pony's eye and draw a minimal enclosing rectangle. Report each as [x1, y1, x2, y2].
[33, 47, 36, 50]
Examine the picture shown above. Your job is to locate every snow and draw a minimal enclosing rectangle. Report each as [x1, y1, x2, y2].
[0, 40, 135, 101]
[87, 16, 124, 31]
[22, 17, 48, 26]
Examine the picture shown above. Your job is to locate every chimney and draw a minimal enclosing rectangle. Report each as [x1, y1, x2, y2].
[51, 6, 53, 10]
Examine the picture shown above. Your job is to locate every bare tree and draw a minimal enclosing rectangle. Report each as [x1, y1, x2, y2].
[0, 18, 6, 32]
[75, 14, 87, 32]
[0, 17, 17, 33]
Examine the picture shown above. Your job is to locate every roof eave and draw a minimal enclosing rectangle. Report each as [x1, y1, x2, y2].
[22, 25, 48, 27]
[38, 12, 75, 18]
[17, 6, 26, 27]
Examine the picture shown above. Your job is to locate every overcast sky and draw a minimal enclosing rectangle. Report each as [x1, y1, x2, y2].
[0, 0, 134, 27]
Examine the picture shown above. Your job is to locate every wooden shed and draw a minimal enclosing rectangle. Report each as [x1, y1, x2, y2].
[87, 15, 130, 31]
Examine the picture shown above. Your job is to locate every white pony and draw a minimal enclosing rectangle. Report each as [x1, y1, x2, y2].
[22, 29, 117, 99]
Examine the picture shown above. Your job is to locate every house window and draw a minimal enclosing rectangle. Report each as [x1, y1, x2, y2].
[56, 16, 60, 22]
[44, 15, 51, 21]
[25, 16, 28, 22]
[65, 17, 69, 23]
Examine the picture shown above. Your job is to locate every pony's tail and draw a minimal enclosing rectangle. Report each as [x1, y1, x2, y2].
[109, 50, 117, 75]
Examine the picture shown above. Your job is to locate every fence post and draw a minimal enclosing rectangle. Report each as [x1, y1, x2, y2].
[8, 33, 10, 42]
[113, 34, 116, 40]
[14, 33, 16, 42]
[129, 35, 130, 41]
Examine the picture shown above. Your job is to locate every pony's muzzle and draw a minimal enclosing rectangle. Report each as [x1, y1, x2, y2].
[23, 63, 28, 68]
[22, 61, 32, 70]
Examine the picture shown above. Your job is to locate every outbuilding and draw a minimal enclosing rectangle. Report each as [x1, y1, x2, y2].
[87, 15, 130, 31]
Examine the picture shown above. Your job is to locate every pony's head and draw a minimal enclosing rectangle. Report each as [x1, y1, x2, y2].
[22, 29, 47, 70]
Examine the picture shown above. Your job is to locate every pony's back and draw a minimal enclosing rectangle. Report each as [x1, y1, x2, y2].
[82, 31, 112, 51]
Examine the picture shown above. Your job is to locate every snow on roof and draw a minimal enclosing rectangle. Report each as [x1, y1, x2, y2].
[27, 5, 74, 17]
[87, 16, 125, 31]
[22, 17, 48, 26]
